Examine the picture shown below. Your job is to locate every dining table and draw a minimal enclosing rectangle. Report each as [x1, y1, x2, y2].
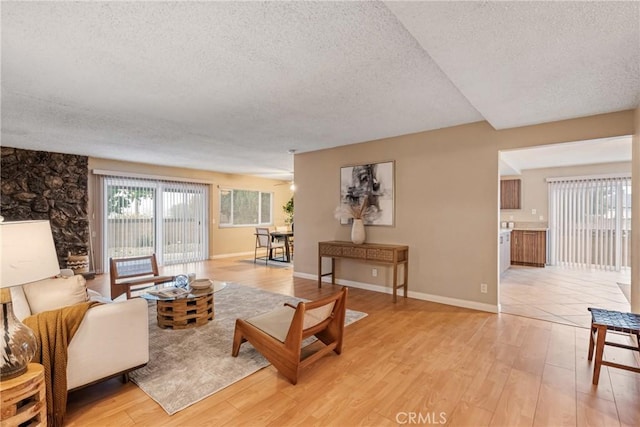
[269, 230, 294, 263]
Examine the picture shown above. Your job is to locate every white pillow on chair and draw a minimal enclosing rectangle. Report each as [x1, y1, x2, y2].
[23, 275, 89, 314]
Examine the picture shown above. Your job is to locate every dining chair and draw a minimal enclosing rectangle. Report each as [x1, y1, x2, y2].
[273, 226, 293, 259]
[273, 225, 288, 244]
[254, 227, 285, 264]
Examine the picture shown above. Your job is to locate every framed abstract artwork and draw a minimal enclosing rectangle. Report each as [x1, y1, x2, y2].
[339, 161, 394, 226]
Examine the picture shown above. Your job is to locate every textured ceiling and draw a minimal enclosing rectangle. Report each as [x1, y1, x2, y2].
[385, 1, 640, 129]
[1, 1, 638, 180]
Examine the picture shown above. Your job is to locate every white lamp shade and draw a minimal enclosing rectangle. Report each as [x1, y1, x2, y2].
[0, 220, 60, 288]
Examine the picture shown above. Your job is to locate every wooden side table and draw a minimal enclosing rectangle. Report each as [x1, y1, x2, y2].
[157, 292, 214, 329]
[0, 363, 47, 427]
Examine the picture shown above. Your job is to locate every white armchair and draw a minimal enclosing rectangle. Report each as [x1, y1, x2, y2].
[10, 274, 149, 390]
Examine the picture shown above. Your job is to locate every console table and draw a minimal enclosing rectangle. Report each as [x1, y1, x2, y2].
[318, 241, 409, 303]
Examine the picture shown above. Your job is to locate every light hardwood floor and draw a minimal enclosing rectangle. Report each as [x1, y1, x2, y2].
[65, 257, 640, 426]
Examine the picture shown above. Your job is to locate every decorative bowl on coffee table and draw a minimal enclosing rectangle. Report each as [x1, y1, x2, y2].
[190, 278, 213, 290]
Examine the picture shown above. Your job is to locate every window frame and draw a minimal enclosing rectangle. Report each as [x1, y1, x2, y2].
[218, 188, 273, 228]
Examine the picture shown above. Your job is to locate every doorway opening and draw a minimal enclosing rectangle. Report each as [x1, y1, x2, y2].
[498, 136, 632, 328]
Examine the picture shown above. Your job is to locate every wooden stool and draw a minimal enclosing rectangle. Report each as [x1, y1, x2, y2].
[587, 307, 640, 385]
[0, 363, 47, 426]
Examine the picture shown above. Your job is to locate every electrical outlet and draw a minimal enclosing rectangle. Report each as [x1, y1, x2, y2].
[480, 283, 488, 293]
[372, 268, 378, 277]
[531, 208, 537, 215]
[539, 215, 544, 221]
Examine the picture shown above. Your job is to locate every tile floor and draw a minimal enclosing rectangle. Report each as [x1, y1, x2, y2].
[500, 265, 631, 329]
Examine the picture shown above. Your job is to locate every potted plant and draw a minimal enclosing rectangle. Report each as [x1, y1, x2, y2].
[283, 196, 294, 230]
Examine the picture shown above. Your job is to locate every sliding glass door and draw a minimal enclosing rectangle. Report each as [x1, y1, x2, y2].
[548, 175, 631, 271]
[162, 185, 207, 264]
[104, 177, 208, 266]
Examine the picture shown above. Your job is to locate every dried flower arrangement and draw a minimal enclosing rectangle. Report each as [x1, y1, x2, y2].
[334, 197, 375, 222]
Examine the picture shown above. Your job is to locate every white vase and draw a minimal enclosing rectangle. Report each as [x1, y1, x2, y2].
[351, 219, 365, 244]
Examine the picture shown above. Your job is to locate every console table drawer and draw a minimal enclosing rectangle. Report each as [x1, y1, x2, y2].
[366, 248, 394, 262]
[342, 246, 367, 258]
[319, 243, 367, 259]
[319, 243, 342, 257]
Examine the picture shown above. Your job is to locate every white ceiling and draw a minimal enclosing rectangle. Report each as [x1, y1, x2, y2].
[2, 1, 639, 181]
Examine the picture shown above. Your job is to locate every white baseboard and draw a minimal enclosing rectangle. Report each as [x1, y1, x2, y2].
[292, 271, 498, 313]
[294, 271, 318, 281]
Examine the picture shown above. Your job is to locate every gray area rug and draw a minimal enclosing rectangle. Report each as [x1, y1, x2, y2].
[129, 282, 367, 415]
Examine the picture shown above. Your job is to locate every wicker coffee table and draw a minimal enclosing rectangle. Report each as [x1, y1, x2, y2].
[142, 280, 226, 329]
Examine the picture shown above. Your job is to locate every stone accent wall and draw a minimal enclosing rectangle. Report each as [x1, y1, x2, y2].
[1, 147, 89, 267]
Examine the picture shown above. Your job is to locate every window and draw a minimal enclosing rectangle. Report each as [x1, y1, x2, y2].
[219, 189, 272, 226]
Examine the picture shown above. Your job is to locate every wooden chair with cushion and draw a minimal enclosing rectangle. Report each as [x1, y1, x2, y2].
[109, 254, 175, 300]
[232, 287, 348, 384]
[254, 227, 285, 264]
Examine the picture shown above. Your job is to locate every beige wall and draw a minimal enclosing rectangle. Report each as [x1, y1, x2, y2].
[88, 157, 292, 269]
[294, 110, 635, 312]
[500, 162, 632, 224]
[633, 107, 640, 312]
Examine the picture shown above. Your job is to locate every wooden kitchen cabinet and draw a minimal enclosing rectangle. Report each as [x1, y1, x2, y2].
[511, 229, 546, 267]
[500, 179, 521, 209]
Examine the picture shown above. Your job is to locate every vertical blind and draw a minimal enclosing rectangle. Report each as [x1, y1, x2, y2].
[548, 174, 631, 271]
[93, 172, 209, 272]
[162, 182, 208, 264]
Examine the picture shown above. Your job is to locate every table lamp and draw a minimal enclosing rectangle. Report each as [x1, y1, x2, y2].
[0, 219, 60, 380]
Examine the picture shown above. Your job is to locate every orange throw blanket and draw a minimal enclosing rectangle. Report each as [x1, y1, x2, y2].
[23, 301, 101, 427]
